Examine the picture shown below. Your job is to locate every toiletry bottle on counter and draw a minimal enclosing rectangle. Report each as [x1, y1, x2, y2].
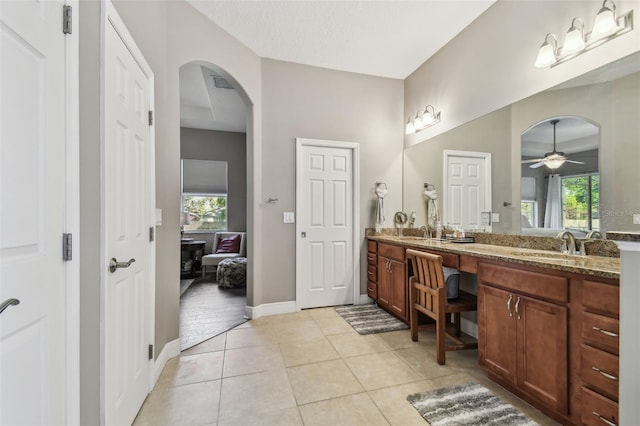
[435, 221, 442, 240]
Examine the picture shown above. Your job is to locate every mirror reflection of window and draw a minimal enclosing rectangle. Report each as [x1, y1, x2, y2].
[181, 159, 228, 231]
[561, 173, 599, 231]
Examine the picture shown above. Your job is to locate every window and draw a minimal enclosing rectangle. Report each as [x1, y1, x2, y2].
[520, 200, 537, 227]
[181, 159, 228, 231]
[561, 173, 599, 231]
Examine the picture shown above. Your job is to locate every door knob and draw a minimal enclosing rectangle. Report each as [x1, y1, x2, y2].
[109, 257, 136, 273]
[0, 298, 20, 315]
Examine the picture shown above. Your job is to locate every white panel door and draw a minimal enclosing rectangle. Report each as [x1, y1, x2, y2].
[445, 153, 490, 229]
[104, 6, 154, 425]
[0, 1, 68, 424]
[297, 144, 354, 309]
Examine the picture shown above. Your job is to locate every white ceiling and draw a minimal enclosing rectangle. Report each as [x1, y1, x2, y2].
[180, 0, 495, 132]
[521, 117, 600, 157]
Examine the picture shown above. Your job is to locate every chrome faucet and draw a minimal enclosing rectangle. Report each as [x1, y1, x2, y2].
[419, 225, 428, 238]
[586, 230, 603, 239]
[556, 231, 577, 255]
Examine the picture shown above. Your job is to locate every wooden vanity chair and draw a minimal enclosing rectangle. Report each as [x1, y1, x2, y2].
[406, 249, 478, 365]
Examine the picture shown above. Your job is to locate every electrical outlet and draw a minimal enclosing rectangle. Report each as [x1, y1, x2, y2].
[492, 213, 500, 223]
[633, 213, 640, 225]
[283, 212, 295, 224]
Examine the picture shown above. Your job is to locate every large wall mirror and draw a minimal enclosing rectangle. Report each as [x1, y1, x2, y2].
[403, 51, 640, 235]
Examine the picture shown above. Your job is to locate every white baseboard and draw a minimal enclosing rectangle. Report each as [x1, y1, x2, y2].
[358, 294, 374, 305]
[150, 338, 181, 389]
[245, 301, 296, 319]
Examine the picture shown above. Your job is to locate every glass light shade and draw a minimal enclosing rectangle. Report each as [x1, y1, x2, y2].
[405, 119, 415, 135]
[545, 158, 566, 170]
[563, 26, 586, 54]
[422, 111, 435, 125]
[535, 42, 557, 68]
[592, 6, 618, 38]
[413, 114, 424, 131]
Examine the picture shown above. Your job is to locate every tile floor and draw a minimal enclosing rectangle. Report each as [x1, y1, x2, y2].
[180, 274, 247, 350]
[135, 307, 558, 426]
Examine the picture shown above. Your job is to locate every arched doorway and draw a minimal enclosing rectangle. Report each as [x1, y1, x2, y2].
[177, 61, 252, 349]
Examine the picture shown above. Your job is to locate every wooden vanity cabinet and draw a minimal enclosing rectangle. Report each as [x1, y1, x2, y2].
[479, 263, 569, 415]
[366, 241, 377, 300]
[377, 242, 407, 322]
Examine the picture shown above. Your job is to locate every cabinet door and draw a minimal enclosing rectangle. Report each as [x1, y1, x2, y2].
[517, 295, 568, 414]
[377, 257, 390, 308]
[388, 258, 407, 322]
[479, 285, 517, 384]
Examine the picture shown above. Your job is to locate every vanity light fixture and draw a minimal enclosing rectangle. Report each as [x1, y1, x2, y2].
[562, 18, 586, 54]
[405, 105, 441, 135]
[534, 0, 633, 69]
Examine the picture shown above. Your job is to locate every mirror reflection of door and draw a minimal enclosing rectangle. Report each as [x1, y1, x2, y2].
[520, 116, 599, 236]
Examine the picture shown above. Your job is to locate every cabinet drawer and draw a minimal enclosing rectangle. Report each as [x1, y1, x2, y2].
[459, 255, 477, 273]
[367, 265, 377, 281]
[367, 281, 377, 299]
[581, 344, 619, 401]
[378, 243, 405, 261]
[367, 252, 377, 265]
[581, 387, 619, 426]
[367, 240, 377, 253]
[478, 263, 568, 304]
[581, 311, 619, 354]
[583, 280, 619, 317]
[420, 249, 459, 268]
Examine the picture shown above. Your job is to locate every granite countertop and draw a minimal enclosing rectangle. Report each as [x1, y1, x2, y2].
[606, 231, 640, 242]
[368, 234, 620, 280]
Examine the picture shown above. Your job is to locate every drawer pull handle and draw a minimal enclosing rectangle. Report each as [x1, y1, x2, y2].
[507, 295, 513, 317]
[591, 366, 618, 381]
[592, 326, 619, 338]
[515, 296, 521, 320]
[592, 411, 617, 426]
[367, 270, 374, 275]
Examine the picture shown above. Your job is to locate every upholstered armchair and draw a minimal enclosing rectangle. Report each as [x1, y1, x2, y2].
[201, 232, 246, 277]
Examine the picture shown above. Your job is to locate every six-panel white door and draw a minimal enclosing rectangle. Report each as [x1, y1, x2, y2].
[104, 5, 154, 425]
[444, 152, 491, 230]
[297, 144, 354, 309]
[0, 1, 69, 424]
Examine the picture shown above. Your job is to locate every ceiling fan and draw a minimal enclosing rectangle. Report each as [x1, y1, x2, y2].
[521, 119, 585, 170]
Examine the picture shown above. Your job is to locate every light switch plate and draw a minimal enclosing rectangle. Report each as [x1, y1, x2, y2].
[633, 213, 640, 225]
[492, 213, 500, 223]
[283, 212, 295, 224]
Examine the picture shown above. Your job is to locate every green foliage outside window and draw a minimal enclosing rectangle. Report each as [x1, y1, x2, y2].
[561, 174, 599, 230]
[183, 195, 227, 230]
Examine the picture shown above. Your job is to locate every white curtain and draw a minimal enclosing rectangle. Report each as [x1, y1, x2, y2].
[544, 174, 562, 228]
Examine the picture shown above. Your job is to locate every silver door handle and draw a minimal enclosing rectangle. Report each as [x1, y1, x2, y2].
[506, 294, 513, 317]
[0, 298, 20, 315]
[515, 296, 521, 320]
[109, 257, 136, 273]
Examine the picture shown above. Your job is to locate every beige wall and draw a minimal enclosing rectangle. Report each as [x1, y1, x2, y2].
[261, 58, 404, 302]
[181, 128, 248, 234]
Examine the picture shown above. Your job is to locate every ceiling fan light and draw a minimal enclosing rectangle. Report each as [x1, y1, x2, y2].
[545, 158, 566, 170]
[563, 19, 586, 54]
[592, 1, 619, 39]
[535, 34, 558, 68]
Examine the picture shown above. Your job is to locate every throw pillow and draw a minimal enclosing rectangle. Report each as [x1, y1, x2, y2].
[215, 235, 241, 254]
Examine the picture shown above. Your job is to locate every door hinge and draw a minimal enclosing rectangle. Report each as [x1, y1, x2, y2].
[63, 5, 72, 35]
[148, 110, 153, 126]
[62, 233, 73, 261]
[149, 227, 155, 242]
[148, 344, 154, 360]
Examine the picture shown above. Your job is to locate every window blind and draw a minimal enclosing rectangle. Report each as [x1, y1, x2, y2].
[182, 159, 228, 195]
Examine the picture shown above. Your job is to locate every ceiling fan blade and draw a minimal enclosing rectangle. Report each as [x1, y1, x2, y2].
[529, 162, 546, 168]
[521, 158, 545, 164]
[565, 160, 585, 164]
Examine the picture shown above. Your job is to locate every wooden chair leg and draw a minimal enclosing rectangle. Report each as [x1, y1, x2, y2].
[436, 311, 446, 365]
[202, 265, 206, 278]
[409, 283, 418, 342]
